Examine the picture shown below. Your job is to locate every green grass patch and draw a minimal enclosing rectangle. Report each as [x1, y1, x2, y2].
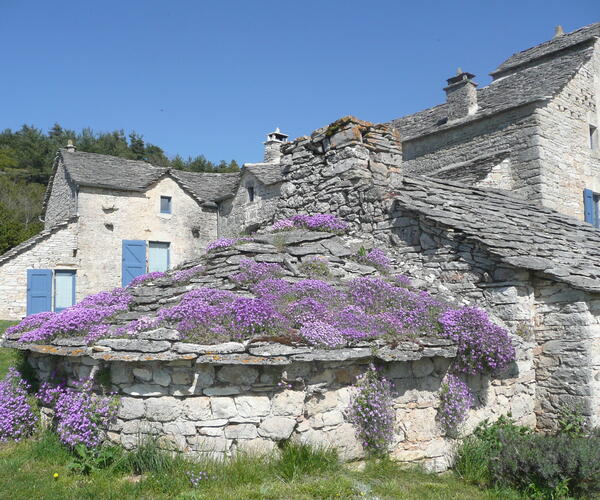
[0, 434, 524, 500]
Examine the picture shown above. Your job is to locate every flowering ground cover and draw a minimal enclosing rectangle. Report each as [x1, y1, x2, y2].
[269, 214, 349, 233]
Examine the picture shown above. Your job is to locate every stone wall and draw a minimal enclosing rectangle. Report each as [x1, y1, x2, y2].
[76, 177, 217, 297]
[400, 104, 543, 202]
[0, 220, 78, 319]
[25, 337, 534, 472]
[535, 44, 600, 219]
[43, 159, 77, 229]
[218, 170, 281, 237]
[272, 121, 600, 431]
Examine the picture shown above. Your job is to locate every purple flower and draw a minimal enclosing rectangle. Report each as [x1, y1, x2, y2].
[231, 259, 284, 285]
[347, 366, 395, 455]
[439, 307, 515, 375]
[269, 214, 348, 233]
[438, 374, 474, 431]
[127, 272, 167, 288]
[299, 321, 345, 348]
[0, 368, 37, 442]
[206, 237, 253, 252]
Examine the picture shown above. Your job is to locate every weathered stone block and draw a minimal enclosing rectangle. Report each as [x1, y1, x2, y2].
[146, 396, 182, 422]
[217, 365, 259, 386]
[184, 397, 211, 420]
[235, 395, 271, 417]
[258, 416, 296, 440]
[211, 397, 237, 419]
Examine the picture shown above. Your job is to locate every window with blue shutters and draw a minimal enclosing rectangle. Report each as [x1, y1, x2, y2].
[26, 269, 77, 315]
[583, 189, 600, 227]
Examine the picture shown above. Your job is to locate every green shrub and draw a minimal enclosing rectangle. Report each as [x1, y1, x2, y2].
[491, 433, 600, 498]
[455, 415, 531, 485]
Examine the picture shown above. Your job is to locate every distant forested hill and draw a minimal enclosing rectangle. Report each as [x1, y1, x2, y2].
[0, 123, 240, 254]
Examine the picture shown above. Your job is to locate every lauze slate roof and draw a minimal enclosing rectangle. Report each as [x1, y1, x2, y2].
[393, 177, 600, 293]
[390, 22, 598, 141]
[58, 149, 240, 203]
[243, 163, 284, 185]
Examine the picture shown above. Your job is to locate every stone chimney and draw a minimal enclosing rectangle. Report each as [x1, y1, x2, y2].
[444, 69, 478, 121]
[263, 128, 288, 163]
[65, 139, 76, 152]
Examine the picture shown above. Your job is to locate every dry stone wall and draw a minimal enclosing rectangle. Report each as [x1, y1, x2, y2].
[25, 334, 534, 472]
[218, 170, 281, 237]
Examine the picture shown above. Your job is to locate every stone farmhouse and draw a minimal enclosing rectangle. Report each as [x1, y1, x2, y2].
[3, 21, 600, 469]
[0, 21, 599, 322]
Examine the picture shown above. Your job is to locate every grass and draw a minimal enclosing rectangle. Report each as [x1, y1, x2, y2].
[0, 320, 523, 499]
[0, 433, 523, 500]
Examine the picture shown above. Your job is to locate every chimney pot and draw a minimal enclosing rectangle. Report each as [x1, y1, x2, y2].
[66, 139, 76, 152]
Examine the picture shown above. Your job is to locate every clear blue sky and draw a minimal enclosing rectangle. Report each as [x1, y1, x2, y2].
[0, 0, 597, 164]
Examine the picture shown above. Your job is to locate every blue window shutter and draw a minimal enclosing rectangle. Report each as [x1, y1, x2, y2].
[27, 269, 52, 315]
[122, 240, 147, 287]
[583, 189, 595, 225]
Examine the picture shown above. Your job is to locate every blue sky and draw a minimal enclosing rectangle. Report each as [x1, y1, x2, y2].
[0, 0, 597, 164]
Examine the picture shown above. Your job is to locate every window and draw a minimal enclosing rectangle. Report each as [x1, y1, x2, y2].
[591, 125, 599, 150]
[148, 242, 170, 272]
[26, 269, 76, 315]
[247, 186, 255, 202]
[54, 270, 76, 312]
[584, 189, 600, 227]
[160, 196, 172, 214]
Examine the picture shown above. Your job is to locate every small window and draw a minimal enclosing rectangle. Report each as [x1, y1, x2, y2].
[160, 196, 172, 214]
[590, 125, 599, 150]
[148, 241, 170, 272]
[584, 189, 600, 227]
[247, 186, 255, 202]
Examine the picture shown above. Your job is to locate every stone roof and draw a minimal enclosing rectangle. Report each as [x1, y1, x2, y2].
[243, 163, 284, 185]
[492, 22, 600, 76]
[0, 217, 77, 265]
[393, 177, 600, 293]
[390, 33, 595, 141]
[58, 149, 240, 203]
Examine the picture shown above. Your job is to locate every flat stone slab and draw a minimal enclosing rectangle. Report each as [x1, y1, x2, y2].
[174, 342, 246, 354]
[96, 339, 171, 353]
[195, 353, 290, 365]
[291, 348, 372, 362]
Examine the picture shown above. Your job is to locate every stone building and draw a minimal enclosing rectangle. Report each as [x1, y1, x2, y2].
[391, 22, 600, 220]
[0, 130, 287, 319]
[1, 20, 600, 324]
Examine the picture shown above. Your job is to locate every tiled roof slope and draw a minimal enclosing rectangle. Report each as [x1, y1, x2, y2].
[390, 44, 593, 140]
[492, 22, 600, 76]
[60, 149, 240, 203]
[393, 177, 600, 293]
[243, 163, 284, 185]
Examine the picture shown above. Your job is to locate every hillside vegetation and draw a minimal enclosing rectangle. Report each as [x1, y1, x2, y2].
[0, 124, 240, 254]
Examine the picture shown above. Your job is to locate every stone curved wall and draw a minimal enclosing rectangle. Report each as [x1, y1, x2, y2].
[25, 335, 534, 472]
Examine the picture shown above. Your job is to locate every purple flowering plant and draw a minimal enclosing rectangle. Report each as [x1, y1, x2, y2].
[354, 247, 392, 274]
[9, 287, 133, 344]
[0, 368, 38, 442]
[172, 265, 204, 283]
[269, 214, 349, 233]
[438, 374, 474, 431]
[206, 237, 254, 252]
[126, 271, 167, 288]
[231, 259, 284, 285]
[37, 377, 119, 449]
[347, 365, 395, 456]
